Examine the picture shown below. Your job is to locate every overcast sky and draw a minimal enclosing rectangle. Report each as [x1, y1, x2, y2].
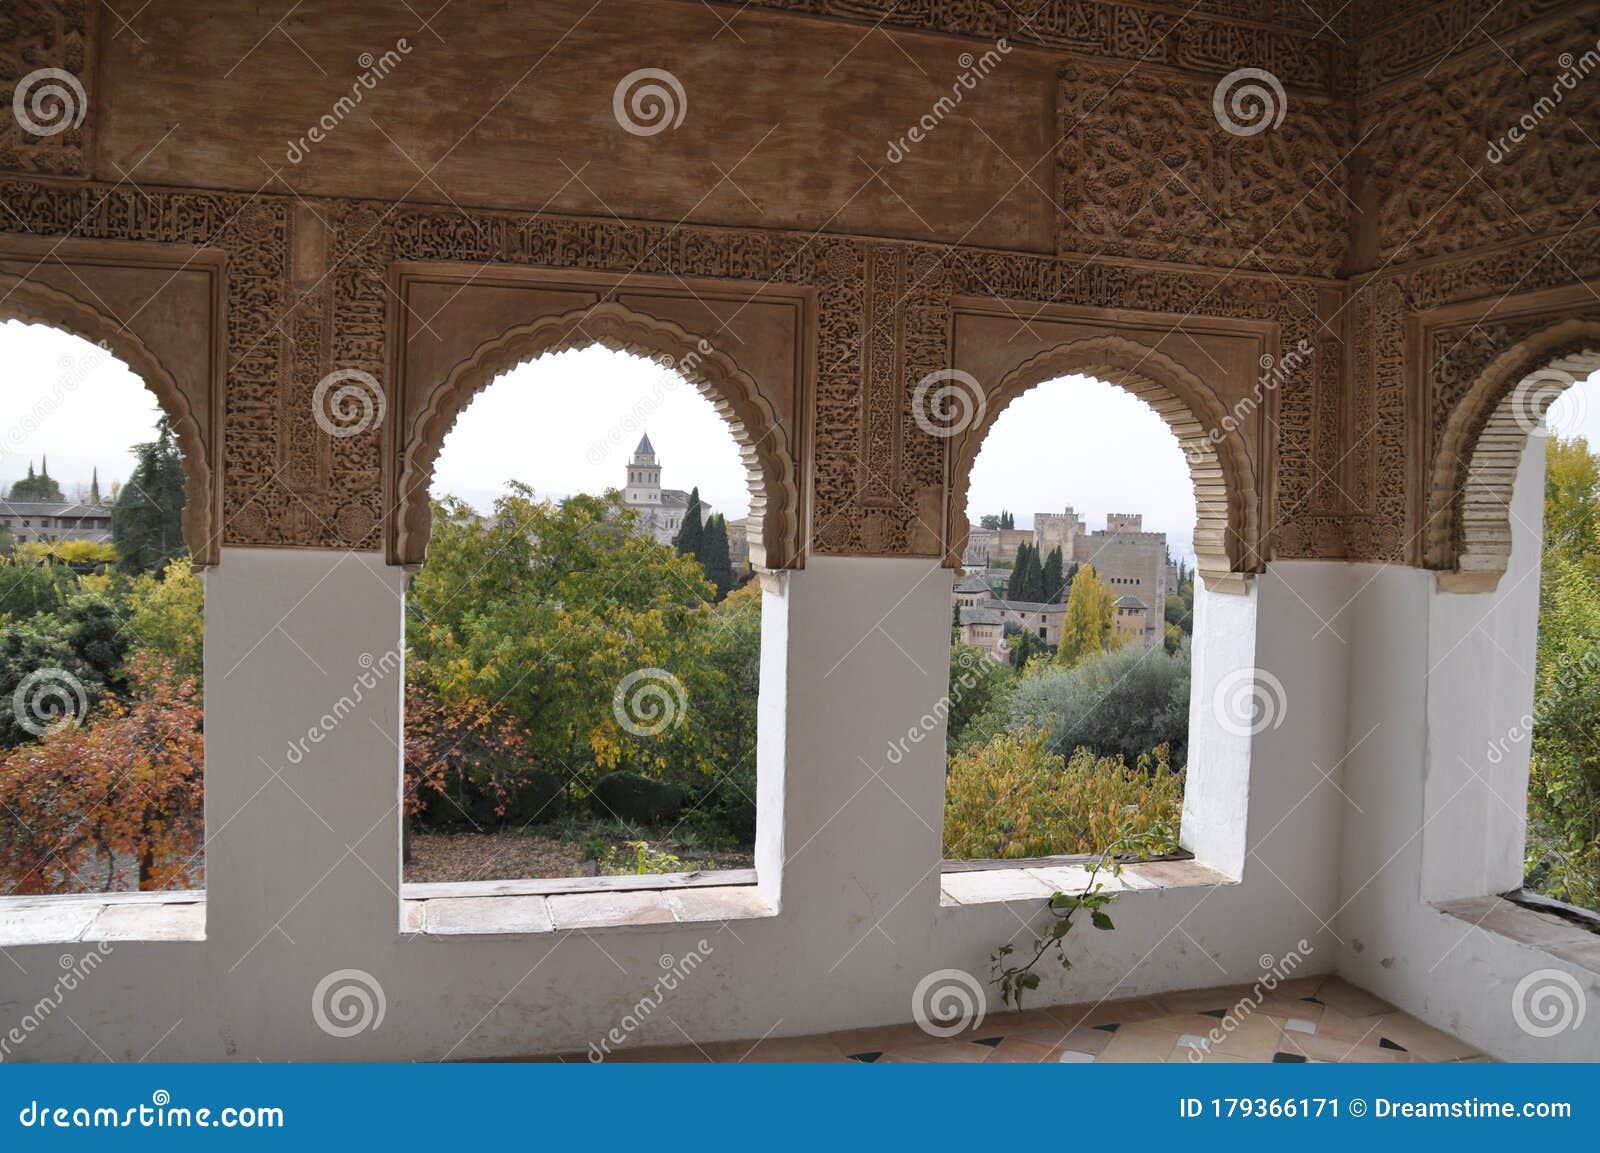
[4, 323, 1600, 563]
[0, 320, 163, 498]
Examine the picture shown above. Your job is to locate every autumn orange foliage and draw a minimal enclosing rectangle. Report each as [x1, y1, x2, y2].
[403, 675, 531, 822]
[0, 652, 204, 894]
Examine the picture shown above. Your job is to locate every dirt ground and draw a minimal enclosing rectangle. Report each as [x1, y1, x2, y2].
[403, 825, 755, 883]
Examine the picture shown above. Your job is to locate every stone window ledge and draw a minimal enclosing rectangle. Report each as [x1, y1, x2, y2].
[401, 873, 774, 937]
[1436, 895, 1600, 974]
[0, 891, 205, 947]
[940, 858, 1234, 907]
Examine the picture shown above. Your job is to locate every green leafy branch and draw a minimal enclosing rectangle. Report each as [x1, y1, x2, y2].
[990, 813, 1177, 1010]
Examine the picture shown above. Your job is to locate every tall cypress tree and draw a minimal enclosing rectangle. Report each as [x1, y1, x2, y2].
[112, 417, 188, 574]
[671, 487, 704, 558]
[1006, 543, 1030, 599]
[1021, 546, 1046, 603]
[701, 514, 734, 599]
[1041, 546, 1064, 603]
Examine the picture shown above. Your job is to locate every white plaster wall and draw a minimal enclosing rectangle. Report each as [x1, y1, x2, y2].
[1336, 434, 1600, 1060]
[0, 550, 1361, 1061]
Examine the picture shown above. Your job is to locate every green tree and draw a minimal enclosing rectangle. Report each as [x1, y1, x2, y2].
[7, 459, 64, 502]
[694, 582, 764, 841]
[701, 513, 735, 599]
[1164, 563, 1196, 653]
[946, 639, 1015, 753]
[1000, 510, 1015, 530]
[672, 487, 704, 558]
[979, 514, 1000, 530]
[1527, 435, 1600, 910]
[408, 486, 727, 794]
[1543, 435, 1600, 566]
[1007, 544, 1031, 599]
[1041, 546, 1064, 603]
[112, 418, 188, 575]
[1055, 563, 1119, 668]
[1005, 627, 1053, 671]
[123, 558, 205, 688]
[1020, 545, 1045, 602]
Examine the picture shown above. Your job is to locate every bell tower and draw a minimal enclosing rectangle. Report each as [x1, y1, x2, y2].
[625, 432, 662, 505]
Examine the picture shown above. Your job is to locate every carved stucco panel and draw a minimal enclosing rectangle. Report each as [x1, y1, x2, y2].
[0, 0, 89, 177]
[1059, 64, 1352, 278]
[1362, 8, 1600, 266]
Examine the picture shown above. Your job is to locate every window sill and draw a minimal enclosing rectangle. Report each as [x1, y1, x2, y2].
[402, 874, 774, 937]
[1436, 894, 1600, 975]
[0, 891, 205, 946]
[940, 858, 1233, 907]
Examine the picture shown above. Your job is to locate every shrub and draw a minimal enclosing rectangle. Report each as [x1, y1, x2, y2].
[591, 771, 686, 824]
[598, 840, 715, 875]
[1007, 638, 1191, 767]
[404, 676, 534, 825]
[943, 725, 1182, 860]
[0, 594, 128, 748]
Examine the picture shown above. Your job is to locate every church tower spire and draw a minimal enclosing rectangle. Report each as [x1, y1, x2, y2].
[625, 432, 662, 506]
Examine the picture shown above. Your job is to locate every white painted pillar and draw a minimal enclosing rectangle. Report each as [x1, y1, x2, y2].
[202, 549, 407, 1015]
[1180, 576, 1258, 879]
[1421, 432, 1546, 902]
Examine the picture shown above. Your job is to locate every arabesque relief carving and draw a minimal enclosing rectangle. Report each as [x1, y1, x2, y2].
[1360, 9, 1600, 267]
[1059, 64, 1351, 277]
[3, 0, 1599, 578]
[0, 0, 88, 177]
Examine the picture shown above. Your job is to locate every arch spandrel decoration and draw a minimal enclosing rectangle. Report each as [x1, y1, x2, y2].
[0, 276, 217, 566]
[1427, 318, 1600, 591]
[392, 301, 802, 571]
[944, 335, 1259, 593]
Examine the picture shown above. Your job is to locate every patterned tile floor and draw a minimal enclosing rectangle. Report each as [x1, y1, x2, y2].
[562, 975, 1488, 1063]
